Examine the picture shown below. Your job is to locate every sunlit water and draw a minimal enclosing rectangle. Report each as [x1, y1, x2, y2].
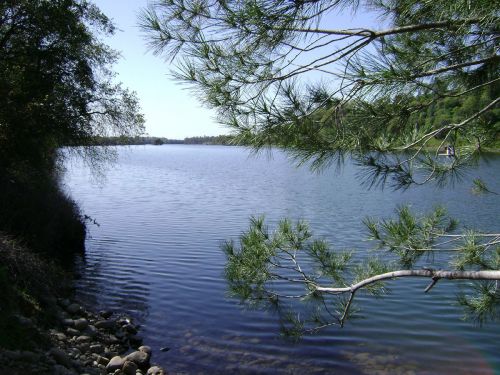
[63, 145, 499, 375]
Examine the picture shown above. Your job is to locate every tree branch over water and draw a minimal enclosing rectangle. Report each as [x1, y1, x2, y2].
[143, 0, 500, 336]
[223, 208, 500, 335]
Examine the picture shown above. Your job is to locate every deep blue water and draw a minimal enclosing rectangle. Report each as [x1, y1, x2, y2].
[63, 145, 499, 375]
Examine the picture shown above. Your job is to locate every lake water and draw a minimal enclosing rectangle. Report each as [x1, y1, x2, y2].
[63, 145, 499, 375]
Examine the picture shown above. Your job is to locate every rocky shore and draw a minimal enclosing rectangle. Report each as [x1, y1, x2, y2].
[0, 298, 167, 375]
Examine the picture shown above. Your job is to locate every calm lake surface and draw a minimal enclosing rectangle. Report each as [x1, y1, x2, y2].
[63, 145, 499, 375]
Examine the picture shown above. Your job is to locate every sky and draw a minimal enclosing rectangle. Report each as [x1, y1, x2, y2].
[93, 0, 382, 139]
[93, 0, 223, 139]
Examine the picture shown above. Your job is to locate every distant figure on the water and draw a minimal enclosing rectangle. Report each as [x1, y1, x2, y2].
[445, 145, 455, 157]
[439, 145, 456, 157]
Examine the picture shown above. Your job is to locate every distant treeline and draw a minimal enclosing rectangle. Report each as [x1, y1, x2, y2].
[93, 135, 238, 146]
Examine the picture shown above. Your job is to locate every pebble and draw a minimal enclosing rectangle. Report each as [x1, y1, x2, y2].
[147, 366, 166, 375]
[105, 334, 121, 345]
[96, 355, 110, 366]
[50, 348, 73, 368]
[74, 318, 89, 331]
[66, 328, 80, 336]
[123, 324, 138, 334]
[95, 319, 116, 330]
[55, 332, 68, 341]
[123, 360, 139, 375]
[90, 344, 104, 354]
[106, 355, 126, 372]
[4, 299, 167, 375]
[59, 299, 71, 308]
[100, 310, 114, 319]
[85, 325, 98, 337]
[62, 318, 75, 327]
[76, 335, 92, 344]
[125, 350, 150, 369]
[66, 303, 81, 314]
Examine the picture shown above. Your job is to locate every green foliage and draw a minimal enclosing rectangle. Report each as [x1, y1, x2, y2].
[472, 178, 499, 195]
[0, 0, 145, 257]
[224, 207, 499, 335]
[457, 281, 500, 325]
[353, 259, 391, 296]
[142, 0, 500, 334]
[0, 0, 144, 171]
[364, 206, 457, 267]
[142, 0, 499, 189]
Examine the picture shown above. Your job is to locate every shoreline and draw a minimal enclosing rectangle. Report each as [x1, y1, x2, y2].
[0, 235, 167, 375]
[0, 296, 167, 375]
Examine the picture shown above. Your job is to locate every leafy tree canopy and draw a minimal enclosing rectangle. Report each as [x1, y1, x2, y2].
[0, 0, 145, 173]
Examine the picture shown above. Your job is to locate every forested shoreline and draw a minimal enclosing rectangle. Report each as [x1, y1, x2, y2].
[92, 134, 236, 146]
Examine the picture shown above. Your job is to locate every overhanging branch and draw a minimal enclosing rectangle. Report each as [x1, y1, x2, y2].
[315, 270, 500, 294]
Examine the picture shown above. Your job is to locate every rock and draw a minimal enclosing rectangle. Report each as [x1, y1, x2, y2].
[75, 335, 92, 344]
[59, 299, 71, 308]
[138, 346, 151, 355]
[122, 324, 138, 335]
[66, 328, 80, 337]
[125, 350, 150, 369]
[117, 317, 131, 326]
[99, 310, 113, 319]
[90, 344, 104, 354]
[66, 303, 81, 315]
[62, 318, 75, 327]
[50, 348, 73, 368]
[84, 325, 98, 337]
[96, 355, 110, 366]
[74, 318, 89, 331]
[55, 332, 68, 341]
[122, 360, 138, 375]
[77, 343, 90, 353]
[95, 320, 116, 330]
[104, 350, 119, 359]
[106, 356, 125, 372]
[104, 334, 121, 345]
[68, 347, 82, 358]
[147, 366, 166, 375]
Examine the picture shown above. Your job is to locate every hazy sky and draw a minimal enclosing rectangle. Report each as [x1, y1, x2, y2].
[93, 0, 381, 139]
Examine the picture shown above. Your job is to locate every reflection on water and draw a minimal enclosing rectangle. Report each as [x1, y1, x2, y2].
[63, 145, 500, 374]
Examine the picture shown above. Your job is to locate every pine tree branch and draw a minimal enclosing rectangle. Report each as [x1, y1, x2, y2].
[281, 18, 486, 37]
[315, 270, 500, 294]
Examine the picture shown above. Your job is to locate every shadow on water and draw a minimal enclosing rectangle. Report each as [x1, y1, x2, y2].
[72, 237, 151, 323]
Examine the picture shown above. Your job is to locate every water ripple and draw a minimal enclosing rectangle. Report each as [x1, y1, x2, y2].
[64, 145, 500, 375]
